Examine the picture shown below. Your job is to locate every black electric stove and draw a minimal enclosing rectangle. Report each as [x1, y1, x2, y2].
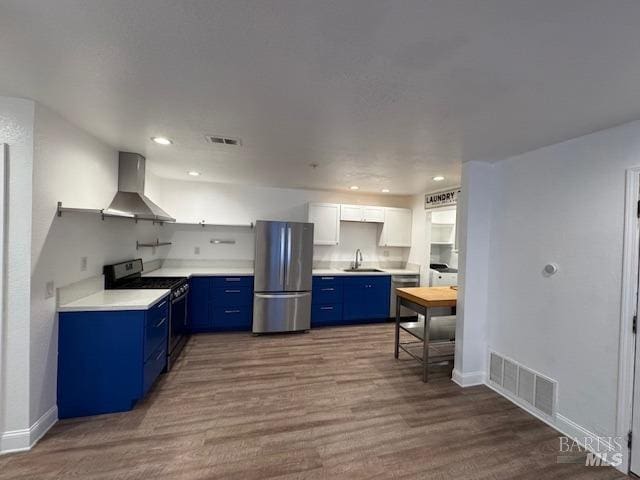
[104, 259, 189, 370]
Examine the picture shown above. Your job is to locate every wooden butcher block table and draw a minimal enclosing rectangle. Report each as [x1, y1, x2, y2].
[394, 286, 457, 382]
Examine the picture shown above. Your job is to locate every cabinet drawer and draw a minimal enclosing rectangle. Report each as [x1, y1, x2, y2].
[144, 299, 169, 360]
[143, 342, 166, 395]
[312, 284, 343, 305]
[311, 304, 343, 326]
[313, 275, 343, 287]
[212, 286, 253, 306]
[212, 305, 252, 331]
[212, 276, 253, 287]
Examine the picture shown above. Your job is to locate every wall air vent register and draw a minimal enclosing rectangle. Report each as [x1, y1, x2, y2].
[488, 351, 557, 417]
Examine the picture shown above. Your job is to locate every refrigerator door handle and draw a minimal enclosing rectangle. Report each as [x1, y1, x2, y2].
[286, 225, 292, 284]
[279, 225, 286, 287]
[255, 292, 310, 300]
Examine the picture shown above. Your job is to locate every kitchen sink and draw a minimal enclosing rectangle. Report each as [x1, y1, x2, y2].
[342, 268, 384, 273]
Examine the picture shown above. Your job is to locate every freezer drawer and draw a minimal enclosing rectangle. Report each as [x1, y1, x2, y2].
[252, 291, 311, 333]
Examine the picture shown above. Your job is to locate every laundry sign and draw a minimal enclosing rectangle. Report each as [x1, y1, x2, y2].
[424, 187, 460, 209]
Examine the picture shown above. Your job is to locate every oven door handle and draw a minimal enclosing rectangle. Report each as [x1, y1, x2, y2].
[171, 292, 188, 303]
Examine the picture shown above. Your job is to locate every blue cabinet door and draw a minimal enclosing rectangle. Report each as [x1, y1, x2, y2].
[188, 277, 213, 331]
[343, 276, 391, 322]
[189, 276, 254, 332]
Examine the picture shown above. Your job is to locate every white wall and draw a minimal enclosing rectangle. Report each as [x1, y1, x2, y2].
[462, 119, 640, 441]
[151, 176, 412, 265]
[454, 162, 493, 386]
[28, 104, 164, 437]
[0, 97, 35, 445]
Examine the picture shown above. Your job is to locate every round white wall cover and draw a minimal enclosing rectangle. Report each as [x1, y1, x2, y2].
[543, 263, 559, 276]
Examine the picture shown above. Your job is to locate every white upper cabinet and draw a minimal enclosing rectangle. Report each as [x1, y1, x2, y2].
[379, 207, 412, 247]
[362, 206, 385, 223]
[340, 204, 385, 223]
[307, 203, 340, 245]
[340, 205, 364, 222]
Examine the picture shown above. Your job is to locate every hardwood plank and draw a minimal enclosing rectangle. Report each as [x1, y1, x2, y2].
[0, 324, 626, 479]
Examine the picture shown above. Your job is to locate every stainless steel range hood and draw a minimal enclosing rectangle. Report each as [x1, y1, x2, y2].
[103, 152, 175, 222]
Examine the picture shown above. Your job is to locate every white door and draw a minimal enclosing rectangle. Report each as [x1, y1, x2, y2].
[0, 145, 6, 433]
[307, 203, 340, 245]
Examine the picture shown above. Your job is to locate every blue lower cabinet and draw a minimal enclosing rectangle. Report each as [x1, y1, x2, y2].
[188, 276, 254, 332]
[342, 276, 391, 323]
[189, 277, 214, 331]
[311, 275, 391, 326]
[58, 298, 169, 419]
[311, 303, 343, 326]
[212, 305, 252, 331]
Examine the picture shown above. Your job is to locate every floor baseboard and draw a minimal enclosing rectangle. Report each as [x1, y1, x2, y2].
[451, 368, 485, 387]
[0, 405, 57, 455]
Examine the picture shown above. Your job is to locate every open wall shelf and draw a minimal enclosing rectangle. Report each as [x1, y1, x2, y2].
[56, 202, 170, 225]
[173, 220, 254, 228]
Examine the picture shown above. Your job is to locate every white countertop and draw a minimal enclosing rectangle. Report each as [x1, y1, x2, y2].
[143, 267, 419, 277]
[58, 289, 171, 312]
[311, 268, 419, 276]
[143, 267, 255, 277]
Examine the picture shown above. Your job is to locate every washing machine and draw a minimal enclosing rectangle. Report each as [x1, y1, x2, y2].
[429, 263, 458, 286]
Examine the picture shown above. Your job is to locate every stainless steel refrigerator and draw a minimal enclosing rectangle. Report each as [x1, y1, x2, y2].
[253, 220, 314, 333]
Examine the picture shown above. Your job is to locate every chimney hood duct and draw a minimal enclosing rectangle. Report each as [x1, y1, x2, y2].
[103, 152, 175, 222]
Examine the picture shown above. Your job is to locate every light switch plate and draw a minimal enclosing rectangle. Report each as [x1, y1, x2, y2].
[194, 246, 200, 255]
[45, 281, 55, 299]
[383, 250, 390, 257]
[80, 256, 87, 271]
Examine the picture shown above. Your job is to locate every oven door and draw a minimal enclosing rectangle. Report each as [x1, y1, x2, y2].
[170, 292, 188, 352]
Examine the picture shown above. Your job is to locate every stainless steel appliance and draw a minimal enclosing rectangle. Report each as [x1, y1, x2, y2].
[390, 274, 420, 318]
[253, 221, 313, 333]
[103, 152, 175, 222]
[104, 259, 189, 369]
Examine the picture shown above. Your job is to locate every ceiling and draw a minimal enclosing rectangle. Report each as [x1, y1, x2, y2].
[2, 1, 640, 195]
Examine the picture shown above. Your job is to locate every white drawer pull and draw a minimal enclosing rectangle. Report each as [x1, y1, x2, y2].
[155, 317, 167, 328]
[321, 277, 334, 280]
[320, 306, 333, 310]
[225, 309, 241, 314]
[321, 288, 334, 291]
[225, 289, 241, 293]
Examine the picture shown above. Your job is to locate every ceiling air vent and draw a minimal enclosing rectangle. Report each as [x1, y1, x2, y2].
[205, 135, 242, 146]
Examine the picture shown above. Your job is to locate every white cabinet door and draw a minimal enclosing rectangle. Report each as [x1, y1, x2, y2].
[362, 206, 385, 223]
[379, 208, 412, 247]
[340, 204, 364, 222]
[308, 203, 340, 245]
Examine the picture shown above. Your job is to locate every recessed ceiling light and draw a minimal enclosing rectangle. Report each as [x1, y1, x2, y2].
[188, 171, 201, 176]
[151, 136, 173, 145]
[349, 185, 359, 190]
[433, 175, 445, 182]
[381, 188, 390, 193]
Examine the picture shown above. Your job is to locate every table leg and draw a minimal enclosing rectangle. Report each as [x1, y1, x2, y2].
[394, 297, 401, 359]
[423, 306, 431, 383]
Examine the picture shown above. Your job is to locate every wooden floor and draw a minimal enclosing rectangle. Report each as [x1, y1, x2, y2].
[0, 324, 627, 479]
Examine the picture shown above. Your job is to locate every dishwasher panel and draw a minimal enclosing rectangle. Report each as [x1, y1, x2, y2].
[390, 274, 420, 318]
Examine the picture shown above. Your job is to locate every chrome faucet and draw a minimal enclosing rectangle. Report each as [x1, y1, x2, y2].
[354, 249, 363, 270]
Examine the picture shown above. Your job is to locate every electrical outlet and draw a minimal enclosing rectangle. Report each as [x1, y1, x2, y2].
[194, 246, 200, 255]
[383, 250, 390, 257]
[45, 281, 55, 299]
[80, 256, 87, 271]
